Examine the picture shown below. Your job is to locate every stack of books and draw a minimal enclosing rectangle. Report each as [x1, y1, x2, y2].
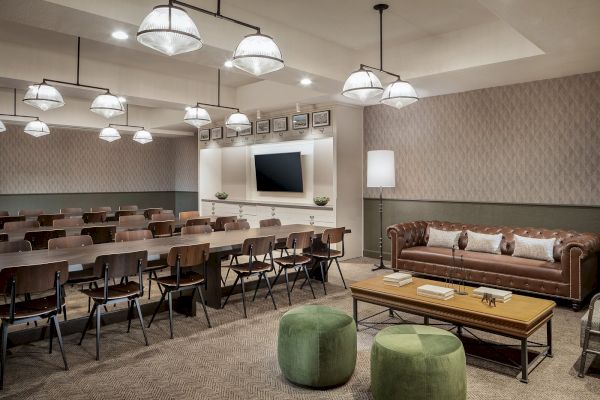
[383, 272, 413, 287]
[417, 284, 455, 300]
[473, 287, 512, 303]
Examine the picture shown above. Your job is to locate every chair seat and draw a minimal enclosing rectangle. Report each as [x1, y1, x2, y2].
[274, 254, 312, 266]
[81, 282, 142, 301]
[231, 261, 271, 274]
[0, 295, 59, 320]
[312, 249, 342, 259]
[155, 272, 205, 288]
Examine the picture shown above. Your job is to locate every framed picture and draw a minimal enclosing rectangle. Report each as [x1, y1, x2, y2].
[199, 129, 210, 141]
[239, 122, 253, 136]
[210, 127, 222, 140]
[272, 117, 288, 132]
[312, 110, 330, 127]
[225, 127, 238, 138]
[256, 119, 270, 134]
[292, 113, 309, 130]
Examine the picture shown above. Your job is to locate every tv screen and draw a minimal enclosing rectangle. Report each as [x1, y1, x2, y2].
[255, 152, 303, 192]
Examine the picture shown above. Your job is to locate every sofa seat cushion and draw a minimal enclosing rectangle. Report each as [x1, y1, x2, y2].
[400, 246, 564, 283]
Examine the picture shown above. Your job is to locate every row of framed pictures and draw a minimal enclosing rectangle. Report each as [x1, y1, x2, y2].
[199, 110, 331, 141]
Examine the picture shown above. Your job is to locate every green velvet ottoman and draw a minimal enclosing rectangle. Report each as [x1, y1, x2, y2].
[278, 305, 357, 388]
[371, 325, 466, 400]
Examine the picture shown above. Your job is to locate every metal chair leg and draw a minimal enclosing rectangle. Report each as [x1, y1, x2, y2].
[0, 321, 8, 390]
[79, 303, 97, 345]
[134, 298, 149, 346]
[148, 290, 167, 329]
[196, 286, 212, 328]
[62, 304, 68, 322]
[52, 315, 68, 370]
[168, 292, 174, 339]
[579, 328, 590, 378]
[95, 304, 102, 361]
[319, 261, 327, 295]
[263, 272, 277, 310]
[48, 317, 54, 354]
[126, 300, 134, 333]
[334, 258, 347, 289]
[240, 276, 247, 318]
[290, 266, 301, 293]
[147, 271, 152, 299]
[284, 267, 292, 306]
[252, 273, 263, 302]
[303, 265, 316, 299]
[222, 275, 240, 308]
[265, 266, 283, 299]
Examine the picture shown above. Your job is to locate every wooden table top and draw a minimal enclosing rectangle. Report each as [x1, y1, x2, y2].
[351, 276, 555, 339]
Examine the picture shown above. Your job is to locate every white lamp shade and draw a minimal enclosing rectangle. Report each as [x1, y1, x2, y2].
[184, 106, 211, 127]
[225, 112, 251, 131]
[367, 150, 395, 188]
[381, 79, 418, 109]
[90, 93, 125, 119]
[342, 69, 383, 102]
[23, 83, 64, 111]
[24, 120, 50, 137]
[133, 129, 153, 144]
[137, 5, 202, 56]
[0, 120, 5, 133]
[232, 33, 284, 76]
[99, 127, 121, 142]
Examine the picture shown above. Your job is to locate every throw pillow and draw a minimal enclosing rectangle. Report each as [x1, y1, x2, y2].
[427, 228, 462, 249]
[512, 235, 556, 262]
[465, 230, 502, 254]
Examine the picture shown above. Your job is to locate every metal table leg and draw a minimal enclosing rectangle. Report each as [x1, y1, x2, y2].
[353, 298, 358, 330]
[547, 319, 553, 357]
[520, 339, 529, 383]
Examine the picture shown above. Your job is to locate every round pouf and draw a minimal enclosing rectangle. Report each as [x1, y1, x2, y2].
[278, 305, 357, 388]
[371, 325, 466, 400]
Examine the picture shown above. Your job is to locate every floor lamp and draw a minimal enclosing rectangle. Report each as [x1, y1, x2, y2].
[367, 150, 395, 271]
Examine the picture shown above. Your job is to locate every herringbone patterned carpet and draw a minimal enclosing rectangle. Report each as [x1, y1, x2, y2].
[0, 258, 598, 399]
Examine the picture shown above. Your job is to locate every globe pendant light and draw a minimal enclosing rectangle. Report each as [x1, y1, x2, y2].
[0, 120, 5, 133]
[23, 83, 64, 111]
[225, 112, 251, 131]
[133, 129, 153, 144]
[232, 33, 284, 76]
[137, 4, 202, 56]
[99, 127, 121, 142]
[184, 106, 211, 127]
[90, 93, 125, 119]
[342, 68, 384, 102]
[381, 79, 418, 109]
[24, 120, 50, 137]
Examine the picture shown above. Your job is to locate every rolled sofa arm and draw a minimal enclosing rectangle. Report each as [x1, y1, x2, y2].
[561, 233, 600, 302]
[386, 221, 429, 269]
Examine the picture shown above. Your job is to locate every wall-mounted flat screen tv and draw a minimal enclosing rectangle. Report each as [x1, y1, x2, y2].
[255, 152, 303, 192]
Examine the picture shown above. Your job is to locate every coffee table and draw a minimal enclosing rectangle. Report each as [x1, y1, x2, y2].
[350, 276, 556, 383]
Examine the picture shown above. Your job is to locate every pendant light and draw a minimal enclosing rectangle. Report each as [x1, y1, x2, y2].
[133, 129, 153, 144]
[232, 33, 284, 76]
[225, 112, 251, 131]
[23, 82, 64, 111]
[0, 120, 5, 133]
[99, 127, 121, 142]
[24, 120, 50, 137]
[381, 79, 418, 109]
[184, 106, 211, 127]
[137, 4, 202, 56]
[90, 93, 125, 119]
[342, 68, 384, 102]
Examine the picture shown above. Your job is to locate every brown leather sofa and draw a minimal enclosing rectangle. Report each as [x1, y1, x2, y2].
[387, 221, 600, 310]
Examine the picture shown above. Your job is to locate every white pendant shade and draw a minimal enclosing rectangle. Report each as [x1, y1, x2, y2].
[184, 106, 211, 127]
[0, 120, 5, 133]
[225, 112, 251, 131]
[232, 33, 284, 76]
[24, 120, 50, 138]
[367, 150, 395, 188]
[99, 127, 121, 142]
[133, 129, 153, 144]
[342, 69, 383, 102]
[23, 83, 64, 111]
[137, 5, 202, 56]
[381, 79, 419, 109]
[90, 93, 125, 119]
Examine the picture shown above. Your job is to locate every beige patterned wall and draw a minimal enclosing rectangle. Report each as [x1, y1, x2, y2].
[364, 71, 600, 206]
[0, 124, 198, 193]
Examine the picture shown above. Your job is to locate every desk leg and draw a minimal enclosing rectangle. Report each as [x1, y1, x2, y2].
[520, 339, 529, 383]
[353, 298, 358, 330]
[205, 253, 224, 309]
[547, 319, 553, 357]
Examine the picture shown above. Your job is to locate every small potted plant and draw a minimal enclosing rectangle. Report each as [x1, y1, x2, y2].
[313, 196, 330, 206]
[215, 191, 228, 200]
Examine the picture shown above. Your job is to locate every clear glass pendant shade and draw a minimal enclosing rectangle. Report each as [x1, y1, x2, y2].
[184, 106, 211, 127]
[137, 5, 202, 56]
[0, 120, 6, 133]
[23, 83, 64, 111]
[381, 79, 419, 109]
[341, 69, 383, 102]
[133, 129, 153, 144]
[90, 93, 125, 119]
[99, 127, 121, 142]
[24, 120, 50, 137]
[225, 112, 251, 131]
[232, 33, 284, 76]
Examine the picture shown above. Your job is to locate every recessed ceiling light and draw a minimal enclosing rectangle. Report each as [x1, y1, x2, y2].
[300, 78, 312, 86]
[224, 60, 233, 68]
[112, 31, 129, 40]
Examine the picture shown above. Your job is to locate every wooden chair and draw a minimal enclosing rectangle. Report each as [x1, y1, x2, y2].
[48, 235, 93, 250]
[0, 240, 32, 254]
[151, 213, 176, 222]
[119, 215, 145, 226]
[179, 211, 200, 221]
[81, 226, 116, 244]
[272, 231, 316, 306]
[259, 218, 281, 228]
[82, 211, 107, 224]
[119, 205, 138, 211]
[0, 234, 6, 243]
[90, 207, 112, 212]
[148, 221, 174, 238]
[3, 220, 39, 231]
[148, 244, 212, 338]
[18, 209, 44, 218]
[53, 218, 85, 228]
[222, 236, 277, 318]
[59, 207, 83, 214]
[186, 217, 211, 227]
[24, 229, 66, 250]
[78, 250, 149, 360]
[114, 210, 137, 220]
[224, 220, 250, 231]
[302, 227, 347, 294]
[214, 216, 237, 232]
[181, 225, 212, 235]
[0, 216, 25, 229]
[0, 212, 8, 217]
[580, 292, 600, 378]
[143, 208, 162, 220]
[114, 230, 162, 299]
[0, 261, 69, 388]
[37, 213, 65, 227]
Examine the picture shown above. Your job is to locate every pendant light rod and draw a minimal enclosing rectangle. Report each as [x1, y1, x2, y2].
[109, 123, 145, 130]
[76, 36, 81, 85]
[359, 64, 400, 80]
[0, 89, 39, 120]
[192, 68, 240, 112]
[375, 3, 387, 70]
[170, 0, 261, 33]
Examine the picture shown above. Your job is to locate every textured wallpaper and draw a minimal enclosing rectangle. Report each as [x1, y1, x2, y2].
[364, 71, 600, 206]
[0, 125, 198, 193]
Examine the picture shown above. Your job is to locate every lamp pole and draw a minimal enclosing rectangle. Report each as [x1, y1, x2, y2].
[372, 185, 390, 271]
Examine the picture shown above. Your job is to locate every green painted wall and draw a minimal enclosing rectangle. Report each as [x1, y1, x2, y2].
[364, 198, 600, 259]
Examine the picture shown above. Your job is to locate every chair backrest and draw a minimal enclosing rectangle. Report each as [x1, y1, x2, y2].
[224, 220, 251, 231]
[181, 225, 212, 235]
[82, 211, 107, 223]
[167, 243, 210, 268]
[4, 220, 40, 231]
[148, 221, 174, 238]
[151, 212, 176, 221]
[0, 211, 8, 217]
[115, 210, 137, 220]
[115, 229, 153, 242]
[143, 208, 163, 220]
[0, 215, 25, 229]
[286, 231, 314, 251]
[93, 250, 148, 280]
[214, 216, 237, 231]
[24, 229, 66, 250]
[60, 207, 83, 214]
[48, 235, 93, 250]
[37, 213, 65, 227]
[0, 240, 32, 254]
[81, 225, 116, 244]
[179, 211, 200, 221]
[119, 205, 138, 211]
[0, 261, 68, 298]
[259, 218, 282, 228]
[0, 234, 6, 242]
[91, 206, 112, 212]
[186, 217, 211, 227]
[119, 214, 145, 225]
[321, 227, 345, 245]
[53, 217, 85, 228]
[241, 235, 275, 257]
[18, 209, 44, 218]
